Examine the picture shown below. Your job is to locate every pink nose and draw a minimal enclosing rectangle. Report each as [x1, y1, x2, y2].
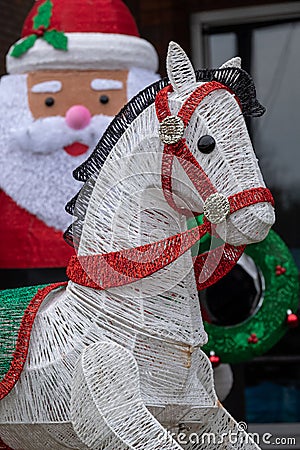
[65, 105, 91, 130]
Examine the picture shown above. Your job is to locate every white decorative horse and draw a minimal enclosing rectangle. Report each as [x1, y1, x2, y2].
[0, 42, 275, 450]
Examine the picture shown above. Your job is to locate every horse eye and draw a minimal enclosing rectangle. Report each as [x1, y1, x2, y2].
[45, 97, 55, 107]
[99, 95, 109, 104]
[197, 135, 216, 154]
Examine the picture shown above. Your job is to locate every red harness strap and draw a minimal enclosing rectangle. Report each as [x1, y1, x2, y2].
[161, 140, 216, 216]
[156, 83, 226, 214]
[67, 82, 274, 291]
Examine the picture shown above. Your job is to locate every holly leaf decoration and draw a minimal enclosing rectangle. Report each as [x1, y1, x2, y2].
[10, 35, 37, 58]
[33, 0, 53, 29]
[43, 30, 68, 51]
[10, 0, 68, 58]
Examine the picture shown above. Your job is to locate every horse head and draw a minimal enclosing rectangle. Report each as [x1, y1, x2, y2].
[66, 41, 275, 290]
[159, 41, 275, 247]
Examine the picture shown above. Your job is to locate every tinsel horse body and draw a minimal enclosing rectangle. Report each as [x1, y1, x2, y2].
[0, 43, 275, 449]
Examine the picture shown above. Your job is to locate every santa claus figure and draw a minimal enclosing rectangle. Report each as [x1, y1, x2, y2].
[0, 0, 158, 284]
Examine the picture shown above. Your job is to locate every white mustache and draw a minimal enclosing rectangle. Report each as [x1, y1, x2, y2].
[10, 114, 113, 155]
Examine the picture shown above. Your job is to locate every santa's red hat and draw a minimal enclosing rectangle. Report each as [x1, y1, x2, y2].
[7, 0, 158, 74]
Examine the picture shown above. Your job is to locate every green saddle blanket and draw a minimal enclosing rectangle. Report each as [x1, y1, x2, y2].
[0, 282, 66, 401]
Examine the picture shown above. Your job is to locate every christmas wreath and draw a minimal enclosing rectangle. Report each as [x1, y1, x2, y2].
[189, 215, 299, 363]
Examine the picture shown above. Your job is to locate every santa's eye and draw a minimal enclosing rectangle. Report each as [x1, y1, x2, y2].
[99, 95, 109, 105]
[45, 97, 55, 107]
[197, 135, 216, 154]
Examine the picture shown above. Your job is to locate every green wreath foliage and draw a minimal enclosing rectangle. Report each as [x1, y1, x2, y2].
[201, 229, 299, 363]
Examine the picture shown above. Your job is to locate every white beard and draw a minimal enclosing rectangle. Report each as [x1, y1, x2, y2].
[0, 74, 113, 232]
[12, 114, 112, 156]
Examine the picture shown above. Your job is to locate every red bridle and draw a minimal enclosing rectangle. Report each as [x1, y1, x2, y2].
[67, 81, 274, 291]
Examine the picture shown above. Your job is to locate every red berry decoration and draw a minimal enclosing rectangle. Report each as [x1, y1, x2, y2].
[286, 309, 299, 328]
[248, 333, 259, 344]
[209, 351, 221, 368]
[275, 265, 286, 276]
[34, 25, 46, 37]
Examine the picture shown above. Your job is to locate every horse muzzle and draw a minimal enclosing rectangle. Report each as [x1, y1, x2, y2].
[208, 190, 275, 246]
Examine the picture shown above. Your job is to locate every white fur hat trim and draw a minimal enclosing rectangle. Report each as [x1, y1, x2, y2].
[7, 33, 159, 74]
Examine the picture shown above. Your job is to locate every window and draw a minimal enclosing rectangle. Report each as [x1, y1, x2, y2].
[191, 3, 300, 429]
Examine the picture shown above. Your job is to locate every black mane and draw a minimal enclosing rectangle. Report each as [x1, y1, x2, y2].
[64, 67, 265, 247]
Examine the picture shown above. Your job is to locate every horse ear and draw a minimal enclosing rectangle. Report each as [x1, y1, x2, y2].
[219, 57, 241, 69]
[167, 41, 197, 94]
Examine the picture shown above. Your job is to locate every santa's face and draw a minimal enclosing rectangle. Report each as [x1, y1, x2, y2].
[0, 70, 127, 231]
[0, 68, 158, 232]
[26, 69, 128, 156]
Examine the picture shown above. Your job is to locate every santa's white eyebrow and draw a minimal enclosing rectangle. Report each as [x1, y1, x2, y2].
[31, 81, 62, 93]
[91, 79, 123, 91]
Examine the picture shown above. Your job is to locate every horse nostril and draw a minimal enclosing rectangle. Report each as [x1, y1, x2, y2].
[65, 105, 91, 130]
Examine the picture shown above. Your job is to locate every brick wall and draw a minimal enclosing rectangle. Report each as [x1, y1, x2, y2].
[125, 0, 190, 76]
